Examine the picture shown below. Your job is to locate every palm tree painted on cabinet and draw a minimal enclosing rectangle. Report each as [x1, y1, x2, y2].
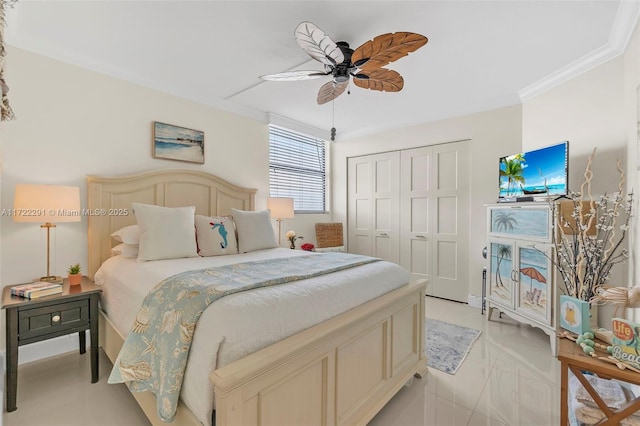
[495, 244, 512, 288]
[492, 210, 517, 232]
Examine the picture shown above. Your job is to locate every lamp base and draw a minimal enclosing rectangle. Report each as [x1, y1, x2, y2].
[35, 275, 63, 284]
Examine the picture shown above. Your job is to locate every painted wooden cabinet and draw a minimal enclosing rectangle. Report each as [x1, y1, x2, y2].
[486, 203, 558, 355]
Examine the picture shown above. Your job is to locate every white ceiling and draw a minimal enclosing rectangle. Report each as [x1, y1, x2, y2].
[5, 1, 639, 141]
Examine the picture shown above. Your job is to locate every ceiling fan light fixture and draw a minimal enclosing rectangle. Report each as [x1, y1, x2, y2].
[335, 75, 349, 83]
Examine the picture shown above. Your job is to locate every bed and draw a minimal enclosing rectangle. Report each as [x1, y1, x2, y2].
[87, 169, 428, 426]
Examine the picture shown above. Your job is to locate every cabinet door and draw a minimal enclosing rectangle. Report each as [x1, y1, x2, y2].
[515, 244, 553, 325]
[488, 239, 515, 307]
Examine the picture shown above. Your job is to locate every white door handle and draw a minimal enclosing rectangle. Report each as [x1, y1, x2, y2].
[379, 232, 389, 237]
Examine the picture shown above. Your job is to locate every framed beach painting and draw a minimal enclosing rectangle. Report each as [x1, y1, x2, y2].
[153, 121, 204, 164]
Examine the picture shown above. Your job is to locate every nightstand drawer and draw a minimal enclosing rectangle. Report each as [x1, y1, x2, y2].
[18, 299, 89, 341]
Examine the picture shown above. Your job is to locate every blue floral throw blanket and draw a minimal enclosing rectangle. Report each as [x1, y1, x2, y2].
[108, 252, 380, 422]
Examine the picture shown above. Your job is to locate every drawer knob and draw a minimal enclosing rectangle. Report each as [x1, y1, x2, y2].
[52, 315, 61, 323]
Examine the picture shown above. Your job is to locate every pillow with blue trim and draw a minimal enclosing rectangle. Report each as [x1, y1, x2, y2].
[195, 215, 238, 256]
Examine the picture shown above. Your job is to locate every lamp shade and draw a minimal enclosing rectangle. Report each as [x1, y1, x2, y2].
[13, 184, 81, 223]
[267, 197, 294, 219]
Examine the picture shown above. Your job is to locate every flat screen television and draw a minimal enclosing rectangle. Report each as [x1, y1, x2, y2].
[498, 141, 569, 201]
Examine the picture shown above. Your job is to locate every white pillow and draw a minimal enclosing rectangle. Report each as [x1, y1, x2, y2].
[110, 225, 139, 244]
[110, 243, 139, 259]
[231, 209, 278, 253]
[132, 203, 198, 261]
[194, 215, 238, 256]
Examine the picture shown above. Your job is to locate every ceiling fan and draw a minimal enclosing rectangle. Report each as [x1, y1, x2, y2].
[260, 22, 428, 105]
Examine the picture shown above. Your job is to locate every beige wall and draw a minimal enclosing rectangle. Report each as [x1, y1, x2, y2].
[624, 21, 640, 321]
[522, 56, 627, 196]
[522, 55, 631, 326]
[332, 105, 523, 300]
[0, 47, 274, 361]
[0, 47, 271, 287]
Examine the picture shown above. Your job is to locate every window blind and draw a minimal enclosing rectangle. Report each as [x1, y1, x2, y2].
[269, 125, 327, 213]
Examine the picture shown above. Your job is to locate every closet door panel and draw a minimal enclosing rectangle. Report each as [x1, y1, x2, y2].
[371, 152, 400, 263]
[430, 142, 470, 302]
[347, 157, 372, 256]
[400, 147, 432, 284]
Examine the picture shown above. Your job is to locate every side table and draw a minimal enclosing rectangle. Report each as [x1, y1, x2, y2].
[1, 276, 101, 412]
[558, 337, 640, 425]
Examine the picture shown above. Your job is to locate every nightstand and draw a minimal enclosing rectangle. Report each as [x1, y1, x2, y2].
[1, 276, 101, 412]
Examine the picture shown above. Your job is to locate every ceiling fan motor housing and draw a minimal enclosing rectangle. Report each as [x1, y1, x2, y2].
[333, 42, 356, 83]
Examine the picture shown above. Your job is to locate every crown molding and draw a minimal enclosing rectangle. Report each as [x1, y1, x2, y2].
[518, 1, 640, 102]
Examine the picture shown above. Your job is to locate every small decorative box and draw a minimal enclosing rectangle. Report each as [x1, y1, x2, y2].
[559, 295, 592, 335]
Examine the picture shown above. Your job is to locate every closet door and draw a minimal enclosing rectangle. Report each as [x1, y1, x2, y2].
[347, 156, 373, 256]
[347, 152, 400, 263]
[400, 147, 432, 284]
[429, 141, 469, 302]
[371, 152, 400, 263]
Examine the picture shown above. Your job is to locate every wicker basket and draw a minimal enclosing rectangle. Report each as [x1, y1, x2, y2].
[315, 223, 344, 248]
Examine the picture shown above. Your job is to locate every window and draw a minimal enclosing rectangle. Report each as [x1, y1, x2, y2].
[269, 125, 327, 213]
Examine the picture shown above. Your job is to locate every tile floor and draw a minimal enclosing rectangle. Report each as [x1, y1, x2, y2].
[3, 297, 561, 426]
[368, 298, 561, 426]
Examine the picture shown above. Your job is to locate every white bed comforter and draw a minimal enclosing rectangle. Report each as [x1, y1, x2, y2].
[94, 248, 409, 426]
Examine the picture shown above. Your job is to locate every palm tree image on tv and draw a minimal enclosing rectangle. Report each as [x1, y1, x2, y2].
[498, 142, 568, 198]
[499, 154, 525, 196]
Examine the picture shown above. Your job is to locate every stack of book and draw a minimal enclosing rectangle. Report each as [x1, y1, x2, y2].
[11, 282, 63, 299]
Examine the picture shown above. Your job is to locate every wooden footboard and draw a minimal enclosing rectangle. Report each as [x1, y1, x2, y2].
[211, 279, 427, 426]
[99, 279, 427, 426]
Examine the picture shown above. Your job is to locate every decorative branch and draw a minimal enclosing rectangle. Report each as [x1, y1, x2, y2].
[545, 148, 633, 302]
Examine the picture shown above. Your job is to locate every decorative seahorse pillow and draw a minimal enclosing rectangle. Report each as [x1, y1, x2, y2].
[194, 215, 238, 256]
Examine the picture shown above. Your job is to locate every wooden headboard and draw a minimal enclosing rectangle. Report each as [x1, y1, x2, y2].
[86, 169, 256, 278]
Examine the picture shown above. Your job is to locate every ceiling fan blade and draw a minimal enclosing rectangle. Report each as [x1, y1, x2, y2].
[352, 32, 427, 70]
[295, 21, 345, 67]
[260, 70, 327, 81]
[317, 80, 348, 105]
[353, 69, 404, 92]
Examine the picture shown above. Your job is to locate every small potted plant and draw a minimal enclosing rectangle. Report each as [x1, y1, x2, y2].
[67, 263, 82, 286]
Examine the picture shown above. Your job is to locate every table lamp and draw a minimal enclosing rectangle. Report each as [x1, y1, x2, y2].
[267, 197, 294, 245]
[13, 184, 81, 282]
